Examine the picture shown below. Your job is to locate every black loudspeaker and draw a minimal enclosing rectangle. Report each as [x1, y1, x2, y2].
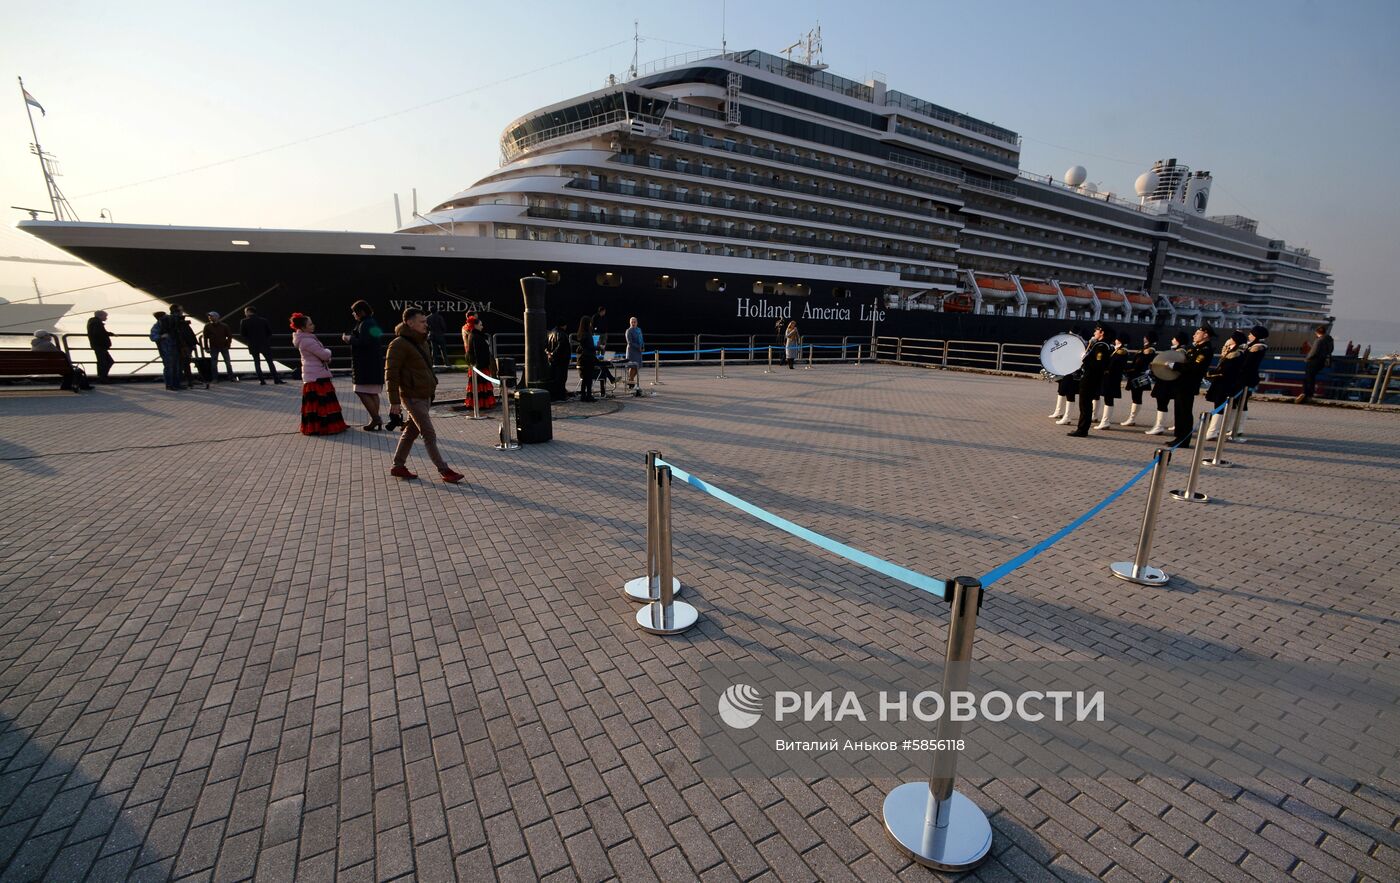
[514, 388, 552, 444]
[495, 356, 516, 389]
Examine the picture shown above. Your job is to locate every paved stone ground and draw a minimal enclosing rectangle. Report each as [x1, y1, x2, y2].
[0, 364, 1396, 882]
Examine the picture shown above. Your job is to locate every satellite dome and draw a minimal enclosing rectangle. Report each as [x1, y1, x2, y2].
[1135, 171, 1159, 197]
[1083, 182, 1099, 194]
[1064, 165, 1087, 187]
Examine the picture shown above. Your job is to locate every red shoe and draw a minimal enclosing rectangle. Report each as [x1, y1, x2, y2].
[439, 469, 465, 484]
[390, 465, 418, 480]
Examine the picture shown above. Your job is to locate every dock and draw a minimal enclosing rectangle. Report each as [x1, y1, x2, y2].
[1, 365, 1396, 881]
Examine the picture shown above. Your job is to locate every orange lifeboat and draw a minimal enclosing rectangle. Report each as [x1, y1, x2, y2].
[942, 292, 975, 313]
[1061, 285, 1094, 301]
[1095, 288, 1126, 304]
[1125, 291, 1153, 306]
[973, 274, 1017, 292]
[1019, 279, 1057, 303]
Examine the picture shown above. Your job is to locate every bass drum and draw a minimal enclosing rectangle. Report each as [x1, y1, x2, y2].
[1150, 350, 1185, 381]
[1040, 333, 1086, 378]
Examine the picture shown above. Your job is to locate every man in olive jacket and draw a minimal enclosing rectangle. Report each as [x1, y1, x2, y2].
[385, 308, 464, 483]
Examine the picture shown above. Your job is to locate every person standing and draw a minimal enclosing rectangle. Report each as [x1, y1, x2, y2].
[1145, 332, 1184, 436]
[625, 316, 644, 396]
[170, 305, 200, 387]
[240, 307, 283, 385]
[1119, 332, 1157, 426]
[1235, 325, 1269, 437]
[1297, 324, 1333, 403]
[151, 311, 180, 390]
[575, 316, 598, 402]
[784, 320, 801, 369]
[1067, 323, 1112, 437]
[425, 309, 449, 366]
[86, 310, 115, 381]
[547, 323, 571, 401]
[201, 311, 237, 381]
[1205, 330, 1248, 439]
[592, 306, 609, 352]
[1095, 333, 1130, 429]
[1171, 324, 1216, 447]
[343, 300, 386, 430]
[291, 313, 347, 436]
[384, 308, 464, 483]
[461, 314, 497, 408]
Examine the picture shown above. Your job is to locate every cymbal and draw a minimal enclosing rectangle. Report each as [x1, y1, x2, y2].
[1150, 349, 1184, 380]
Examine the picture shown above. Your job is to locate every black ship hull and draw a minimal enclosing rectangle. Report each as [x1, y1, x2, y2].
[59, 242, 1169, 346]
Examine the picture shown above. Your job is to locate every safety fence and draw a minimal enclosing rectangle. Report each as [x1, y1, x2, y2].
[876, 334, 1400, 405]
[621, 387, 1250, 870]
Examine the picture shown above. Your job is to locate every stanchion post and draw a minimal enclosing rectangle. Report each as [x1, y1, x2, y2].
[882, 576, 992, 871]
[1203, 399, 1233, 468]
[468, 369, 491, 420]
[764, 345, 773, 374]
[651, 350, 662, 386]
[856, 343, 862, 367]
[1110, 447, 1171, 585]
[1169, 412, 1211, 503]
[717, 348, 726, 379]
[495, 378, 519, 451]
[623, 451, 682, 603]
[636, 465, 699, 635]
[1228, 388, 1250, 442]
[804, 344, 813, 370]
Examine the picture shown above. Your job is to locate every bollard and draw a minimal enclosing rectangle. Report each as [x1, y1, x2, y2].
[1110, 447, 1172, 585]
[1203, 398, 1233, 468]
[1228, 388, 1250, 442]
[624, 451, 682, 602]
[804, 344, 813, 370]
[764, 345, 773, 374]
[1169, 413, 1211, 503]
[855, 343, 862, 367]
[882, 576, 992, 871]
[635, 465, 699, 635]
[495, 378, 519, 451]
[651, 350, 662, 386]
[717, 348, 727, 379]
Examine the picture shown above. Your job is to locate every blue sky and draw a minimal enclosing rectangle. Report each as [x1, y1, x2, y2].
[3, 0, 1398, 341]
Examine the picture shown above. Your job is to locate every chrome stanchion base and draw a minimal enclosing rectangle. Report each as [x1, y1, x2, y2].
[622, 576, 682, 603]
[1168, 489, 1210, 503]
[1228, 434, 1248, 443]
[882, 785, 992, 872]
[1109, 561, 1169, 585]
[495, 440, 520, 451]
[1202, 458, 1232, 468]
[634, 600, 698, 635]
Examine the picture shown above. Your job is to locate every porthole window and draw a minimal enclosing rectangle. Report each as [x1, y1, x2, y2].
[655, 275, 679, 290]
[596, 272, 622, 287]
[832, 287, 853, 298]
[536, 269, 561, 284]
[705, 278, 726, 293]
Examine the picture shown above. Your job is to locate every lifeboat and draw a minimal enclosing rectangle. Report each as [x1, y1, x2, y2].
[1060, 285, 1094, 302]
[1125, 290, 1153, 307]
[941, 292, 975, 313]
[1018, 278, 1058, 304]
[1095, 288, 1126, 304]
[972, 274, 1017, 292]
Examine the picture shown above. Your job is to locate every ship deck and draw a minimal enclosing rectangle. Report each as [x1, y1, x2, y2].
[0, 365, 1396, 881]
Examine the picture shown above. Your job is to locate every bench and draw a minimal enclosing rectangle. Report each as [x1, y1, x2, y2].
[0, 349, 84, 392]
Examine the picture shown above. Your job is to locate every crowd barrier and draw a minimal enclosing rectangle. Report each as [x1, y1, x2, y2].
[623, 387, 1250, 870]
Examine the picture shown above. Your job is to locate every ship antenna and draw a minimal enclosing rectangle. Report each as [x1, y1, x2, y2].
[721, 0, 727, 56]
[17, 77, 77, 222]
[628, 20, 638, 80]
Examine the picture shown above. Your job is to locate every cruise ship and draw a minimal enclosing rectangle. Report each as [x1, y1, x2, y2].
[17, 47, 1334, 348]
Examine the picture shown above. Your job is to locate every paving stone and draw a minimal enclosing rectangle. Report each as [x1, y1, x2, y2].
[0, 368, 1394, 881]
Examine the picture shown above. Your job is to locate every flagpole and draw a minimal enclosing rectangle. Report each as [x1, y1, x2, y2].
[18, 76, 60, 220]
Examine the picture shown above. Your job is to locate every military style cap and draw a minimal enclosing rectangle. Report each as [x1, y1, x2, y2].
[1250, 324, 1269, 340]
[1197, 322, 1217, 338]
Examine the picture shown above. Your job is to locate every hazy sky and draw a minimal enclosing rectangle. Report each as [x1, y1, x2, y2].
[3, 0, 1398, 340]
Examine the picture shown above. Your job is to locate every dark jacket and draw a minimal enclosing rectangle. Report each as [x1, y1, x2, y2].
[348, 317, 385, 385]
[1126, 346, 1155, 378]
[240, 314, 273, 350]
[465, 327, 492, 371]
[174, 316, 198, 350]
[86, 316, 112, 351]
[1305, 335, 1333, 366]
[426, 312, 447, 342]
[1241, 341, 1268, 387]
[1101, 344, 1129, 396]
[1176, 341, 1214, 396]
[1206, 345, 1246, 405]
[576, 334, 597, 372]
[201, 320, 233, 351]
[1077, 338, 1111, 391]
[384, 324, 438, 404]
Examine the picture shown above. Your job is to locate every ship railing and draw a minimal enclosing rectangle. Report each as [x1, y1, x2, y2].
[568, 177, 951, 239]
[503, 110, 666, 163]
[486, 333, 869, 366]
[603, 156, 955, 223]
